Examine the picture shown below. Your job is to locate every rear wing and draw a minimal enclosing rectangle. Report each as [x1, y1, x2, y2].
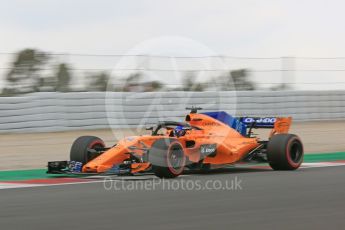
[240, 117, 292, 136]
[240, 117, 277, 128]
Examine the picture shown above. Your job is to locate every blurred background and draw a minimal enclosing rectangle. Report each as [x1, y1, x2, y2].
[1, 50, 345, 94]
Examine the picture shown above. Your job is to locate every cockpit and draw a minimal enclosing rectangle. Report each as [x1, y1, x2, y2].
[148, 121, 202, 138]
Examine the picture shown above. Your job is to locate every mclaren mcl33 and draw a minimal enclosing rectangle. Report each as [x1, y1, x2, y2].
[47, 107, 304, 178]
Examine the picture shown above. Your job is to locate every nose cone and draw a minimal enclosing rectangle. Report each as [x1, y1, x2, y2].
[82, 162, 103, 173]
[82, 145, 129, 173]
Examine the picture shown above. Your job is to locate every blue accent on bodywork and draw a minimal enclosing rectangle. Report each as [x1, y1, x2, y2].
[202, 111, 247, 136]
[68, 161, 83, 173]
[240, 117, 276, 128]
[107, 165, 131, 174]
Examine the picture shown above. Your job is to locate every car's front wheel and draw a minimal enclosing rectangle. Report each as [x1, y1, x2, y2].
[149, 138, 186, 178]
[70, 136, 105, 164]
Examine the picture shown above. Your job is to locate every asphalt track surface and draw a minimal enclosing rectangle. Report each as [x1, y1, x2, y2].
[1, 166, 344, 230]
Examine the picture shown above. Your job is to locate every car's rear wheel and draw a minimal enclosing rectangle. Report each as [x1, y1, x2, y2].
[70, 136, 105, 164]
[267, 134, 304, 170]
[149, 138, 186, 178]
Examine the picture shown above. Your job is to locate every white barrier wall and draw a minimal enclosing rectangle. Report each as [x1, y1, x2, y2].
[0, 91, 344, 133]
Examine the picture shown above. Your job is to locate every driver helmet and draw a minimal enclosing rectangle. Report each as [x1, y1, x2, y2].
[174, 126, 186, 137]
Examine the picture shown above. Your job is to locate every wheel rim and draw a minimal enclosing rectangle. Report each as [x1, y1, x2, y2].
[87, 141, 105, 161]
[167, 144, 185, 175]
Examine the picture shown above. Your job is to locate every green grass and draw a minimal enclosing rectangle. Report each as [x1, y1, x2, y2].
[0, 169, 86, 181]
[304, 152, 345, 163]
[0, 169, 52, 181]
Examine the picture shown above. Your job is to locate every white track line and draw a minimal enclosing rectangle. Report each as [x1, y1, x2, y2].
[301, 162, 345, 168]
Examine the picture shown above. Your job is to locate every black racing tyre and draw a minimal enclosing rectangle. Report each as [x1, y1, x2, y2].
[267, 134, 304, 170]
[70, 136, 105, 164]
[149, 138, 186, 178]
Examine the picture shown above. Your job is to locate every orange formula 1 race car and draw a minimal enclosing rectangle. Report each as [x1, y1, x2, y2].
[47, 107, 304, 178]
